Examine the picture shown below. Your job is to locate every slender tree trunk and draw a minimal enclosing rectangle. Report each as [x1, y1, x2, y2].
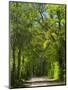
[17, 48, 21, 79]
[11, 46, 16, 86]
[58, 17, 61, 31]
[57, 10, 61, 31]
[20, 48, 24, 78]
[32, 64, 34, 77]
[59, 60, 64, 80]
[58, 48, 64, 81]
[22, 48, 24, 64]
[12, 47, 15, 72]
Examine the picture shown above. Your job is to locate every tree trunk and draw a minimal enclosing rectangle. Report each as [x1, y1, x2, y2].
[17, 48, 21, 79]
[59, 60, 64, 80]
[58, 49, 64, 81]
[22, 48, 24, 64]
[12, 47, 15, 72]
[11, 47, 16, 86]
[57, 10, 61, 31]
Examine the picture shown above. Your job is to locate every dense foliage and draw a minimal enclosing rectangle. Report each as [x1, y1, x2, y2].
[9, 2, 66, 88]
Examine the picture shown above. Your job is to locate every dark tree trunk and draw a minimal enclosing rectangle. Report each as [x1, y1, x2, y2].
[17, 48, 21, 79]
[58, 48, 65, 81]
[22, 48, 24, 64]
[32, 63, 35, 77]
[11, 47, 16, 86]
[59, 60, 64, 80]
[57, 10, 61, 31]
[12, 47, 15, 72]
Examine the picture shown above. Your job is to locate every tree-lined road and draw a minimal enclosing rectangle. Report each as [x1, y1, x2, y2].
[23, 77, 65, 87]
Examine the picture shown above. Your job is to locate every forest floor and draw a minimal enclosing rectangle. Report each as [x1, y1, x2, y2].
[22, 77, 66, 87]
